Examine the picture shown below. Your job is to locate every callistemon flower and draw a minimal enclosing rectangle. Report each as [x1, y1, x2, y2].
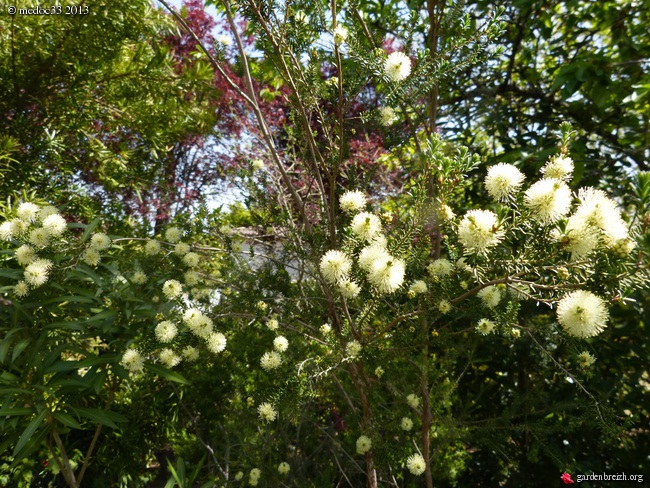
[484, 163, 525, 201]
[457, 209, 503, 253]
[339, 190, 366, 214]
[258, 403, 277, 422]
[556, 215, 599, 260]
[351, 212, 382, 242]
[367, 254, 405, 293]
[356, 435, 372, 454]
[406, 453, 426, 476]
[477, 285, 501, 308]
[16, 202, 39, 222]
[320, 250, 352, 284]
[524, 178, 571, 224]
[541, 155, 574, 181]
[384, 51, 411, 82]
[573, 187, 628, 245]
[556, 290, 609, 338]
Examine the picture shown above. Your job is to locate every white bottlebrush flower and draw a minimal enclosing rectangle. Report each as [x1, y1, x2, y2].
[184, 270, 200, 286]
[182, 252, 200, 267]
[261, 351, 283, 370]
[90, 232, 112, 250]
[17, 202, 40, 222]
[320, 324, 332, 335]
[406, 393, 420, 410]
[346, 340, 362, 358]
[524, 178, 572, 224]
[436, 204, 455, 222]
[258, 402, 277, 422]
[131, 271, 147, 284]
[206, 332, 227, 353]
[249, 467, 261, 486]
[28, 228, 50, 248]
[379, 106, 398, 126]
[37, 205, 59, 221]
[188, 313, 213, 338]
[375, 366, 385, 378]
[367, 255, 405, 293]
[358, 243, 390, 272]
[256, 300, 268, 312]
[340, 190, 367, 214]
[182, 346, 199, 362]
[266, 318, 279, 331]
[485, 163, 525, 201]
[406, 453, 426, 476]
[174, 242, 191, 256]
[320, 250, 352, 284]
[556, 216, 599, 260]
[437, 299, 451, 314]
[384, 51, 411, 82]
[14, 281, 30, 298]
[10, 218, 30, 236]
[574, 187, 628, 244]
[356, 435, 372, 454]
[42, 214, 67, 236]
[556, 290, 609, 338]
[162, 280, 183, 300]
[0, 221, 14, 241]
[409, 280, 428, 295]
[400, 417, 413, 431]
[159, 348, 181, 368]
[155, 320, 178, 343]
[273, 336, 289, 352]
[477, 285, 502, 308]
[165, 227, 183, 243]
[24, 259, 53, 287]
[476, 318, 496, 335]
[333, 24, 348, 44]
[351, 212, 382, 242]
[82, 247, 101, 267]
[15, 244, 37, 266]
[541, 155, 574, 181]
[217, 34, 232, 46]
[457, 209, 503, 253]
[277, 462, 290, 475]
[427, 258, 453, 278]
[577, 351, 596, 369]
[121, 349, 144, 373]
[338, 278, 361, 298]
[144, 239, 161, 256]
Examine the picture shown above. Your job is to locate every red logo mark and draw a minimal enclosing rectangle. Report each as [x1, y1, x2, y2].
[561, 472, 574, 484]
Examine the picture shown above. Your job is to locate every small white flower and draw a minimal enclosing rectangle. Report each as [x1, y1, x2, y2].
[14, 281, 30, 298]
[378, 106, 398, 126]
[37, 205, 59, 221]
[277, 462, 290, 475]
[258, 403, 277, 422]
[320, 250, 352, 284]
[338, 278, 361, 298]
[406, 453, 426, 476]
[174, 242, 191, 256]
[556, 216, 599, 260]
[162, 280, 183, 300]
[457, 209, 503, 253]
[17, 202, 40, 222]
[165, 227, 183, 243]
[437, 299, 451, 314]
[409, 280, 428, 296]
[206, 332, 227, 353]
[256, 300, 268, 312]
[477, 285, 502, 308]
[346, 340, 362, 359]
[121, 349, 144, 373]
[261, 351, 282, 370]
[266, 318, 279, 331]
[524, 178, 572, 224]
[333, 24, 348, 45]
[406, 393, 420, 410]
[90, 232, 111, 251]
[15, 244, 37, 266]
[340, 190, 367, 214]
[436, 204, 455, 222]
[427, 258, 453, 278]
[320, 324, 332, 335]
[375, 366, 384, 378]
[541, 155, 574, 181]
[24, 259, 53, 287]
[476, 318, 496, 335]
[182, 252, 200, 267]
[577, 351, 596, 369]
[273, 336, 289, 352]
[184, 270, 200, 286]
[217, 34, 232, 46]
[155, 321, 178, 343]
[159, 348, 181, 368]
[0, 221, 14, 241]
[249, 467, 261, 485]
[29, 228, 50, 248]
[144, 239, 161, 256]
[351, 212, 382, 242]
[358, 243, 390, 272]
[384, 51, 411, 82]
[574, 187, 628, 244]
[367, 254, 405, 294]
[132, 271, 147, 284]
[10, 218, 30, 236]
[400, 417, 413, 431]
[485, 163, 525, 201]
[556, 290, 609, 338]
[356, 435, 372, 454]
[182, 346, 200, 362]
[82, 247, 101, 267]
[42, 214, 67, 236]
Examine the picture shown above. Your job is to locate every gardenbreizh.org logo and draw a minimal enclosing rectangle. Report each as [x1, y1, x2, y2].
[561, 471, 644, 483]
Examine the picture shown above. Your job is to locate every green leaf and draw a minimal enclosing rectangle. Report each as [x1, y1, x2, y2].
[54, 411, 82, 430]
[145, 362, 191, 385]
[13, 409, 46, 457]
[11, 338, 31, 362]
[81, 218, 102, 242]
[0, 407, 35, 416]
[74, 407, 127, 429]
